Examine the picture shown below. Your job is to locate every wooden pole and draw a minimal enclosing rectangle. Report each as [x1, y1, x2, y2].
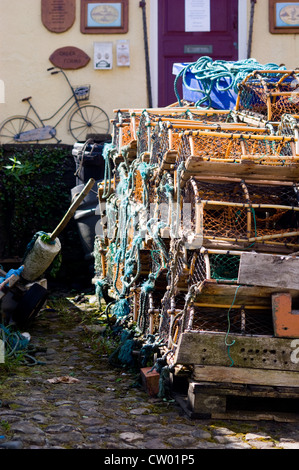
[50, 178, 95, 241]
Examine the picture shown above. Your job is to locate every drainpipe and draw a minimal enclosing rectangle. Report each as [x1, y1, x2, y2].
[247, 0, 257, 59]
[139, 1, 153, 108]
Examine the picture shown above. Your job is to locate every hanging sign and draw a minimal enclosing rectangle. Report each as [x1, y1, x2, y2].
[94, 42, 113, 70]
[41, 0, 76, 33]
[116, 40, 130, 66]
[185, 0, 211, 32]
[49, 47, 90, 69]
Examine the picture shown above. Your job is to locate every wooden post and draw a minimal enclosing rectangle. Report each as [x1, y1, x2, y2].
[295, 128, 299, 155]
[203, 252, 211, 279]
[195, 202, 204, 240]
[133, 288, 139, 322]
[148, 293, 154, 334]
[241, 181, 252, 238]
[189, 134, 194, 156]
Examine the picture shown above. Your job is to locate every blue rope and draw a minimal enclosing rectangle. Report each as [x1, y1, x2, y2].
[0, 324, 30, 356]
[174, 56, 286, 108]
[111, 298, 131, 319]
[22, 231, 54, 262]
[0, 266, 24, 284]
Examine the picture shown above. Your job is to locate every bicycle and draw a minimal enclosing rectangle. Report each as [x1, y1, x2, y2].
[0, 67, 110, 144]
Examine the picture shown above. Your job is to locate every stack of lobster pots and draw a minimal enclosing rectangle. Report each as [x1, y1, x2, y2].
[94, 69, 299, 420]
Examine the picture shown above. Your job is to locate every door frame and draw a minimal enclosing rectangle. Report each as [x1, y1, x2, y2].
[149, 0, 248, 108]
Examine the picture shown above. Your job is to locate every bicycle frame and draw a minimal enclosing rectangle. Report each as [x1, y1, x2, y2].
[0, 67, 110, 143]
[21, 68, 88, 131]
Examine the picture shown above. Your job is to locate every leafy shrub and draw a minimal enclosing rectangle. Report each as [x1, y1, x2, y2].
[0, 145, 72, 258]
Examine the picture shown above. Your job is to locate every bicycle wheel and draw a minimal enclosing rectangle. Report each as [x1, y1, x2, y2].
[69, 105, 110, 141]
[0, 116, 38, 144]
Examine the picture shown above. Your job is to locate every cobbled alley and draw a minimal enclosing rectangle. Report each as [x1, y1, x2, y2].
[1, 289, 299, 456]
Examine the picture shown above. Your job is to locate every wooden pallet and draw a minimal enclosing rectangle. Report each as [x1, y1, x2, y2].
[174, 378, 299, 422]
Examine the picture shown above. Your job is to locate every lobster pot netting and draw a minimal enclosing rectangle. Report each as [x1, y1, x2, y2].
[189, 250, 240, 284]
[119, 124, 135, 149]
[131, 165, 157, 208]
[137, 109, 189, 155]
[187, 110, 232, 122]
[149, 112, 243, 167]
[133, 247, 169, 334]
[137, 109, 188, 155]
[137, 114, 151, 155]
[181, 179, 299, 246]
[131, 168, 145, 205]
[166, 248, 240, 295]
[236, 71, 299, 121]
[166, 305, 274, 347]
[277, 113, 299, 139]
[161, 251, 274, 346]
[190, 305, 274, 336]
[177, 131, 295, 167]
[150, 122, 173, 166]
[104, 242, 124, 294]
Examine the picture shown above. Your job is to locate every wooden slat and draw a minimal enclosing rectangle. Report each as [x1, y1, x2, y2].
[185, 380, 299, 421]
[180, 158, 299, 186]
[174, 330, 299, 371]
[192, 365, 299, 387]
[238, 252, 299, 289]
[194, 280, 299, 307]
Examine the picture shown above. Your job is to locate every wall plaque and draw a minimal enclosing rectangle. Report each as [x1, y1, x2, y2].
[269, 0, 299, 34]
[42, 0, 76, 33]
[49, 47, 90, 69]
[80, 1, 128, 34]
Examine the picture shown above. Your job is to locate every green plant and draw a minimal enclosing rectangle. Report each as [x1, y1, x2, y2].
[0, 145, 71, 258]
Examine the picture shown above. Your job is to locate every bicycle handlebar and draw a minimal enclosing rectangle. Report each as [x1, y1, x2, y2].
[47, 67, 61, 74]
[46, 66, 76, 94]
[47, 67, 61, 75]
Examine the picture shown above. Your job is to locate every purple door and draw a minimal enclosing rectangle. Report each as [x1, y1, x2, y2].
[158, 0, 239, 107]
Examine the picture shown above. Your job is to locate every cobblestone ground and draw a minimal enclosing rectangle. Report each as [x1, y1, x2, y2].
[1, 290, 299, 454]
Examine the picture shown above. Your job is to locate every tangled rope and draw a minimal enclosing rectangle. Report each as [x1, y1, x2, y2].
[174, 56, 286, 108]
[0, 324, 44, 366]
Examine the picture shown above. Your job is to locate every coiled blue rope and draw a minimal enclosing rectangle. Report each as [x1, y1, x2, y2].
[174, 56, 286, 108]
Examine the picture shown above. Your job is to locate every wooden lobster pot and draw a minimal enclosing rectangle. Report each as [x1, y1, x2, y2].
[179, 129, 297, 170]
[149, 119, 265, 173]
[179, 176, 299, 253]
[171, 250, 299, 419]
[235, 69, 299, 122]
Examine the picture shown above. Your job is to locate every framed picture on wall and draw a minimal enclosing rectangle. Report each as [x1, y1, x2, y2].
[80, 0, 128, 33]
[269, 0, 299, 33]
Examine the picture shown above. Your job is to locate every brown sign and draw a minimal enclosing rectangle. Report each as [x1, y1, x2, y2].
[41, 0, 76, 33]
[49, 46, 90, 69]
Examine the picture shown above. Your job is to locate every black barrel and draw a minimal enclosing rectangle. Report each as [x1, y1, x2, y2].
[71, 180, 102, 261]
